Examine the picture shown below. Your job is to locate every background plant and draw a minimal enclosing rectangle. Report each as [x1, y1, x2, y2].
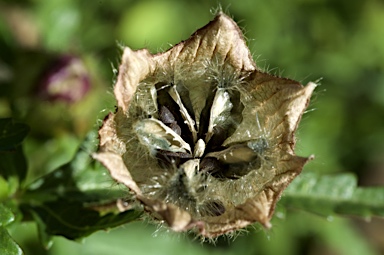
[1, 0, 384, 254]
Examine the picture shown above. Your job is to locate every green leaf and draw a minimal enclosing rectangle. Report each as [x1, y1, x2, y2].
[21, 130, 142, 241]
[0, 176, 9, 201]
[30, 209, 53, 249]
[0, 146, 28, 192]
[0, 203, 14, 227]
[0, 205, 23, 255]
[25, 130, 128, 204]
[280, 172, 384, 218]
[0, 119, 29, 191]
[0, 227, 23, 255]
[0, 118, 29, 151]
[49, 222, 218, 255]
[26, 200, 142, 240]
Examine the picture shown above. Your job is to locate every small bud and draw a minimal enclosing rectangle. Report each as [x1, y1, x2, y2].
[37, 55, 90, 103]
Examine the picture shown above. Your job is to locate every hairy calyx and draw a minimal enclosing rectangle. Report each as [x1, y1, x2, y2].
[95, 12, 316, 237]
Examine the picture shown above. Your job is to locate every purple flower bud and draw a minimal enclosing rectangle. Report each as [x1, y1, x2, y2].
[37, 55, 90, 103]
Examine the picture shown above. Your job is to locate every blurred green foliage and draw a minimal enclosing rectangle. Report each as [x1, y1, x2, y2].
[1, 0, 384, 254]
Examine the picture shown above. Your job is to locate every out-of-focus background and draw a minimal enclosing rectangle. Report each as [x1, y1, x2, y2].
[1, 0, 384, 254]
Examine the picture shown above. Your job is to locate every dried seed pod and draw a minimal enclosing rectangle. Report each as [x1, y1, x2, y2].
[94, 12, 316, 238]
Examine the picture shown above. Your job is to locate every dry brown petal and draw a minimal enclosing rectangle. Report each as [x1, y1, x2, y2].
[94, 12, 316, 238]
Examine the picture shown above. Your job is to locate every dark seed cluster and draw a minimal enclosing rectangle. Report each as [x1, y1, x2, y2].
[130, 68, 270, 218]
